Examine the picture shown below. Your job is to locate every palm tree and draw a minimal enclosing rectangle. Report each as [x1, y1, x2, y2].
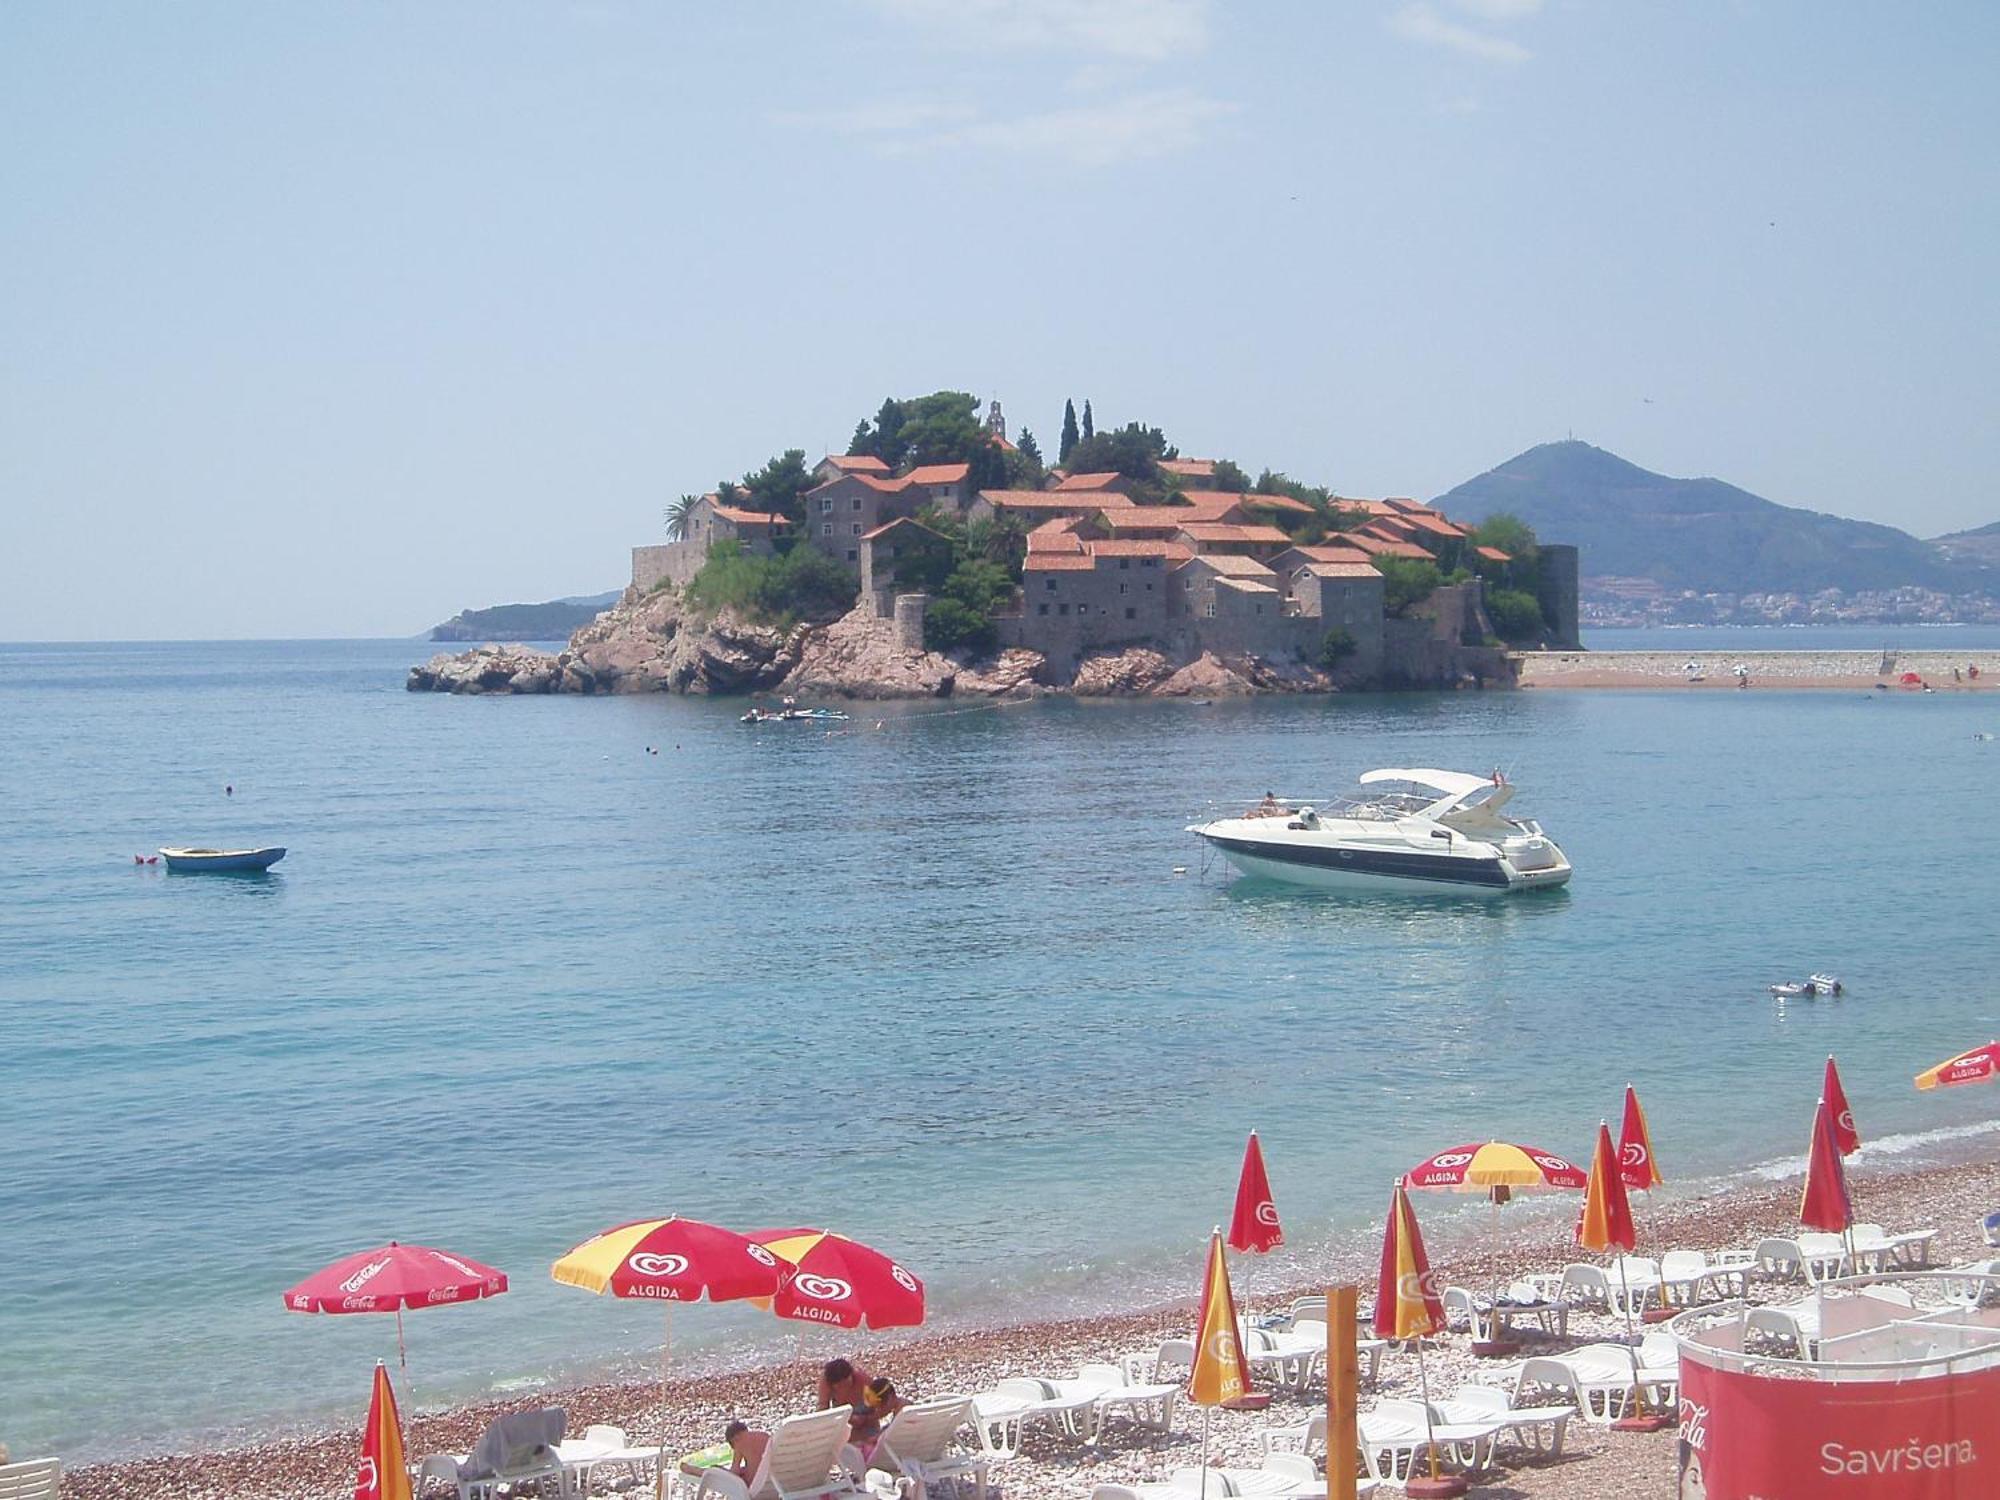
[664, 493, 699, 541]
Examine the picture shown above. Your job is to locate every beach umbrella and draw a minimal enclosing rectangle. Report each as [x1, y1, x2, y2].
[1188, 1227, 1256, 1500]
[1618, 1085, 1663, 1190]
[1578, 1122, 1668, 1430]
[742, 1228, 925, 1330]
[1824, 1056, 1861, 1155]
[1227, 1131, 1284, 1254]
[355, 1361, 413, 1500]
[1374, 1182, 1459, 1497]
[283, 1241, 509, 1370]
[552, 1216, 784, 1500]
[1799, 1098, 1854, 1237]
[1406, 1140, 1586, 1203]
[1914, 1040, 2000, 1091]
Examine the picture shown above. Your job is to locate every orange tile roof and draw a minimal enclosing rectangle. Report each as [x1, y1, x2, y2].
[1404, 513, 1467, 538]
[1159, 458, 1217, 478]
[1177, 555, 1277, 577]
[712, 505, 785, 527]
[860, 517, 949, 543]
[1242, 492, 1316, 515]
[1332, 498, 1399, 517]
[905, 463, 971, 485]
[1216, 576, 1280, 595]
[1475, 545, 1512, 562]
[1087, 538, 1193, 559]
[1280, 544, 1376, 566]
[1384, 497, 1427, 512]
[1027, 523, 1086, 554]
[1345, 534, 1433, 560]
[1177, 489, 1257, 509]
[855, 474, 914, 494]
[1300, 561, 1383, 579]
[1103, 499, 1236, 525]
[823, 454, 891, 474]
[1177, 523, 1293, 545]
[1054, 471, 1127, 492]
[978, 489, 1131, 512]
[1024, 553, 1096, 572]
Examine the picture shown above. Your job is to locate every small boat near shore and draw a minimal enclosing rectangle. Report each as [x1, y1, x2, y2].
[158, 846, 286, 873]
[740, 706, 850, 724]
[1769, 973, 1844, 1000]
[1188, 768, 1572, 896]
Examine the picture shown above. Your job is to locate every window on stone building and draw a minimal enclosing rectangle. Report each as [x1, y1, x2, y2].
[1119, 583, 1128, 595]
[846, 550, 857, 562]
[1204, 602, 1216, 618]
[1124, 607, 1136, 620]
[1038, 603, 1049, 616]
[1045, 578, 1056, 591]
[821, 498, 832, 514]
[852, 498, 862, 511]
[822, 524, 832, 537]
[1119, 558, 1130, 570]
[851, 523, 861, 535]
[1058, 603, 1069, 616]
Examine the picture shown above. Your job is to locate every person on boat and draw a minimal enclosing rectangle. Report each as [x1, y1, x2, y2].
[1255, 791, 1284, 817]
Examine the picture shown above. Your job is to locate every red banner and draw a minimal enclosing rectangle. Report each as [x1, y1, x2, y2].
[1679, 1354, 2000, 1498]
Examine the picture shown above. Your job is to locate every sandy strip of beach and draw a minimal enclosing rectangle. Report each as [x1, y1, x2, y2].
[59, 1152, 2000, 1500]
[1514, 649, 2000, 691]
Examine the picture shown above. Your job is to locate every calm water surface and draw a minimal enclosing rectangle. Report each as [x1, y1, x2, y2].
[4, 639, 1998, 1459]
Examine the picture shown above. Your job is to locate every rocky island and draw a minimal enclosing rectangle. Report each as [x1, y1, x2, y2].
[410, 390, 1578, 700]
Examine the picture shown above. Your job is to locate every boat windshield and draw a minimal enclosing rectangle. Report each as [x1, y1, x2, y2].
[1318, 779, 1505, 820]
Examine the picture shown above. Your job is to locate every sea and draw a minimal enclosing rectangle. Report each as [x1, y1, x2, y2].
[5, 631, 2000, 1463]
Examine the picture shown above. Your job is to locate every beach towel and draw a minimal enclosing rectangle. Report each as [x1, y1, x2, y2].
[461, 1407, 566, 1480]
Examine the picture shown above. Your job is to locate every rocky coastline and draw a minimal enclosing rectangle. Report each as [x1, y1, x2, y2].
[406, 587, 1361, 701]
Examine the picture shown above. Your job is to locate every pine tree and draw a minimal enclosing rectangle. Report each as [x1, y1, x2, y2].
[1016, 428, 1043, 467]
[1059, 399, 1079, 465]
[1081, 400, 1095, 443]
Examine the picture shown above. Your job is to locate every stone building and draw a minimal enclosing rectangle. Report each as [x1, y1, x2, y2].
[813, 454, 892, 485]
[803, 473, 913, 564]
[859, 518, 953, 619]
[630, 494, 785, 593]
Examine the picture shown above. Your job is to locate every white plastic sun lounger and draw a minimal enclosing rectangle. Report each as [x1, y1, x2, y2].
[1430, 1387, 1571, 1459]
[1849, 1223, 1939, 1271]
[1656, 1250, 1753, 1307]
[1509, 1340, 1677, 1426]
[694, 1407, 865, 1500]
[1358, 1403, 1506, 1486]
[1089, 1455, 1356, 1500]
[970, 1380, 1100, 1454]
[1045, 1363, 1180, 1434]
[866, 1397, 987, 1500]
[0, 1460, 62, 1500]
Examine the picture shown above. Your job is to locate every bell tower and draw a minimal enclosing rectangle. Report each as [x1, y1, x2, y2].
[984, 400, 1007, 443]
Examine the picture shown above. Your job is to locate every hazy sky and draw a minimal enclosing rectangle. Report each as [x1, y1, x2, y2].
[4, 2, 1995, 639]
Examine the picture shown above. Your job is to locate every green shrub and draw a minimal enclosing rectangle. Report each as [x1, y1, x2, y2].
[685, 541, 858, 625]
[1373, 556, 1441, 617]
[1485, 587, 1547, 642]
[1318, 627, 1358, 668]
[924, 596, 996, 654]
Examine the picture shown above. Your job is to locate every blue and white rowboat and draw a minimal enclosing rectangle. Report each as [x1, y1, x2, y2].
[158, 846, 287, 872]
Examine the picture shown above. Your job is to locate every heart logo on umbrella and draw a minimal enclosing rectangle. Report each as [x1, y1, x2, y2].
[890, 1265, 918, 1292]
[793, 1274, 852, 1302]
[1621, 1141, 1649, 1168]
[629, 1253, 690, 1279]
[1255, 1201, 1279, 1226]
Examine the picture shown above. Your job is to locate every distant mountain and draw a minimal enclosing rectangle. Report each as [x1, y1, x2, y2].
[429, 591, 619, 642]
[1436, 441, 1987, 595]
[1933, 520, 2000, 569]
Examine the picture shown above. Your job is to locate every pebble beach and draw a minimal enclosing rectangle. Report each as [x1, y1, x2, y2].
[1514, 649, 2000, 690]
[60, 1153, 2000, 1500]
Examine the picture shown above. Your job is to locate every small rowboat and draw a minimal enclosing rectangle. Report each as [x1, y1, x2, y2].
[159, 846, 287, 873]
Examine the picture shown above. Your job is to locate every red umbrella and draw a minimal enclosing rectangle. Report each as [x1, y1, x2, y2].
[744, 1228, 925, 1330]
[1824, 1056, 1861, 1155]
[1800, 1097, 1854, 1235]
[1618, 1085, 1663, 1190]
[284, 1241, 508, 1368]
[1227, 1131, 1284, 1254]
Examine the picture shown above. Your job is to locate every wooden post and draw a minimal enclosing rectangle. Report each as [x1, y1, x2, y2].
[1328, 1285, 1359, 1500]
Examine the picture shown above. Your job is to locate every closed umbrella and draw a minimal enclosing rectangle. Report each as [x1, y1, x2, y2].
[1188, 1227, 1257, 1500]
[1824, 1057, 1861, 1155]
[553, 1216, 783, 1500]
[1227, 1131, 1285, 1255]
[1579, 1122, 1669, 1430]
[1374, 1182, 1459, 1498]
[356, 1361, 414, 1500]
[1618, 1085, 1663, 1191]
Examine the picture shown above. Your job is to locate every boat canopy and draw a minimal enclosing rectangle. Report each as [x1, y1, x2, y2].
[1357, 768, 1495, 799]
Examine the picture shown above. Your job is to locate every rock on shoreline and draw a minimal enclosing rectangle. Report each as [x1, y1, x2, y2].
[408, 591, 1344, 701]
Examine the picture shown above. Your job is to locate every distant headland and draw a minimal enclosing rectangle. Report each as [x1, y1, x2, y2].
[411, 390, 1577, 699]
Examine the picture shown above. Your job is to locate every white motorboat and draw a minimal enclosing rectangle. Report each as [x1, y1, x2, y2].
[1187, 768, 1571, 896]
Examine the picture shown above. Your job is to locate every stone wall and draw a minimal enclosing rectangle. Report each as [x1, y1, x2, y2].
[1537, 544, 1582, 649]
[893, 594, 928, 651]
[632, 542, 707, 595]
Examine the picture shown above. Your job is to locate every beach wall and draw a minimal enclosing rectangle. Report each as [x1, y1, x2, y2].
[1516, 649, 2000, 688]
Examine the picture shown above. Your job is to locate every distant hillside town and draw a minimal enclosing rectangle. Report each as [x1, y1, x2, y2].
[629, 391, 1578, 691]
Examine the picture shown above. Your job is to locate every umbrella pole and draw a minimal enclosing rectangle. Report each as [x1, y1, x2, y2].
[1615, 1256, 1647, 1418]
[396, 1305, 408, 1370]
[1416, 1338, 1441, 1480]
[657, 1301, 673, 1500]
[1200, 1403, 1211, 1500]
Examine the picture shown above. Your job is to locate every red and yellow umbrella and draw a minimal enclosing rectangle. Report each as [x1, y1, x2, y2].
[1406, 1141, 1586, 1197]
[744, 1228, 925, 1330]
[1824, 1056, 1861, 1155]
[1577, 1123, 1637, 1256]
[1618, 1086, 1663, 1191]
[553, 1216, 783, 1500]
[356, 1361, 413, 1500]
[1915, 1041, 2000, 1091]
[1190, 1229, 1253, 1408]
[1374, 1181, 1446, 1341]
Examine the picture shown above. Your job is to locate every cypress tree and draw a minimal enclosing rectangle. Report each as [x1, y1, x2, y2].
[1059, 399, 1080, 464]
[1081, 400, 1095, 442]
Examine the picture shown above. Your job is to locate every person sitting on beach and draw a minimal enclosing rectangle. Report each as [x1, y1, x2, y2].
[853, 1376, 906, 1457]
[724, 1419, 769, 1481]
[819, 1356, 886, 1446]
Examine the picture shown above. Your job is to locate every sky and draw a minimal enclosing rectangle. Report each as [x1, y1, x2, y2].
[3, 2, 1996, 640]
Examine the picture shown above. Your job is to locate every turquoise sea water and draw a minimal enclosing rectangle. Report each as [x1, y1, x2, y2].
[5, 638, 2000, 1462]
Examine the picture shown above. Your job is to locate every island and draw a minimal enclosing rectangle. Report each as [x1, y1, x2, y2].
[409, 391, 1579, 699]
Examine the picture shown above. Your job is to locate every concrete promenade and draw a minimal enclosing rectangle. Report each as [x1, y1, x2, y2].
[1513, 648, 2000, 689]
